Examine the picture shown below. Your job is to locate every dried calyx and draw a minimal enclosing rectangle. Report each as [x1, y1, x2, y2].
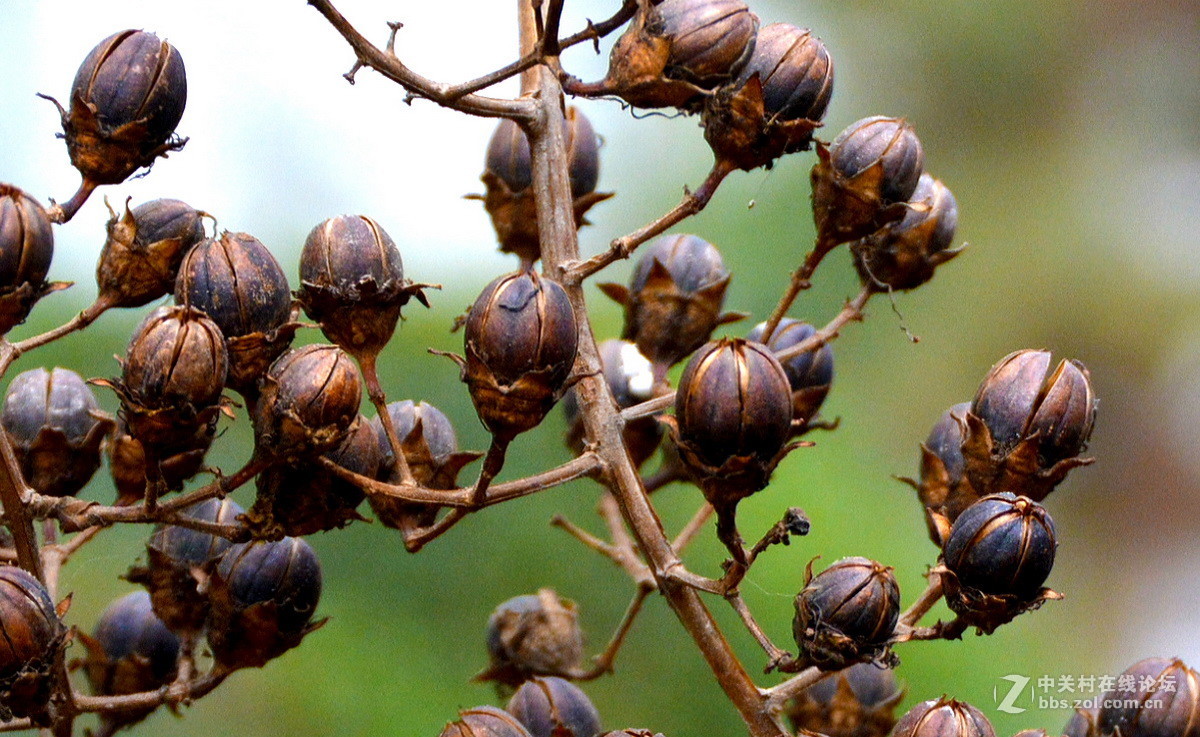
[851, 172, 961, 291]
[477, 590, 584, 688]
[97, 197, 206, 309]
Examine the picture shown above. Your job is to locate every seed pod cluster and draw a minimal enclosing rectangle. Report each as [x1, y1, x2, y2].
[0, 567, 65, 723]
[785, 662, 903, 737]
[1097, 657, 1200, 737]
[851, 173, 960, 291]
[746, 319, 834, 433]
[563, 340, 661, 469]
[367, 401, 481, 533]
[252, 344, 363, 461]
[1, 367, 112, 498]
[461, 272, 578, 442]
[600, 234, 743, 371]
[0, 185, 55, 336]
[666, 337, 794, 562]
[568, 0, 759, 111]
[297, 215, 430, 360]
[891, 698, 996, 737]
[441, 706, 535, 737]
[207, 536, 323, 670]
[792, 557, 900, 669]
[81, 591, 180, 731]
[478, 590, 584, 687]
[476, 109, 612, 267]
[507, 677, 603, 737]
[175, 231, 296, 397]
[97, 198, 206, 308]
[811, 116, 925, 253]
[702, 23, 834, 171]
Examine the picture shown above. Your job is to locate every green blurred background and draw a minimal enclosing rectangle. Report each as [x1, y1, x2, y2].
[1, 0, 1198, 735]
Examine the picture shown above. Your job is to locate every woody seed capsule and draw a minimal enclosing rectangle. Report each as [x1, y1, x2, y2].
[852, 173, 960, 291]
[108, 414, 212, 504]
[0, 185, 55, 336]
[253, 344, 362, 461]
[97, 198, 205, 308]
[1, 367, 111, 498]
[1097, 657, 1200, 737]
[507, 677, 602, 737]
[792, 557, 900, 669]
[747, 319, 834, 431]
[0, 567, 65, 722]
[441, 706, 535, 737]
[785, 662, 903, 737]
[891, 698, 996, 737]
[479, 590, 584, 687]
[942, 493, 1056, 599]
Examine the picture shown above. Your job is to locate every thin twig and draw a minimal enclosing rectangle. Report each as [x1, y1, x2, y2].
[573, 583, 654, 680]
[900, 571, 946, 627]
[11, 297, 112, 356]
[360, 353, 416, 485]
[728, 592, 792, 669]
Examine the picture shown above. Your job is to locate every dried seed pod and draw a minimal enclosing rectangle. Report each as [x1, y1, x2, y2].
[81, 591, 179, 731]
[507, 677, 602, 737]
[563, 340, 661, 468]
[0, 566, 66, 723]
[43, 30, 186, 216]
[1063, 708, 1099, 737]
[666, 338, 794, 562]
[1097, 658, 1200, 737]
[477, 590, 584, 687]
[113, 305, 227, 460]
[907, 402, 972, 546]
[477, 109, 612, 266]
[207, 536, 323, 670]
[568, 0, 758, 110]
[747, 319, 834, 432]
[792, 557, 900, 669]
[943, 493, 1057, 598]
[126, 497, 244, 635]
[891, 698, 996, 737]
[297, 215, 430, 360]
[97, 198, 205, 308]
[0, 185, 55, 336]
[852, 173, 960, 291]
[441, 706, 535, 737]
[785, 662, 903, 737]
[247, 416, 381, 537]
[366, 401, 481, 533]
[108, 414, 213, 505]
[599, 234, 742, 369]
[1, 367, 112, 498]
[703, 24, 834, 171]
[175, 231, 295, 396]
[462, 271, 578, 441]
[811, 117, 924, 252]
[253, 344, 362, 461]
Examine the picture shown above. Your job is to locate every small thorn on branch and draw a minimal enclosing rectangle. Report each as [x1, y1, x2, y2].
[343, 60, 364, 84]
[385, 21, 404, 56]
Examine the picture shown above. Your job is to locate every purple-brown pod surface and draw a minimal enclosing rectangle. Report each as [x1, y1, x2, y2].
[562, 340, 661, 469]
[1097, 658, 1200, 737]
[792, 557, 900, 669]
[851, 173, 960, 291]
[746, 318, 834, 433]
[0, 567, 66, 723]
[507, 677, 602, 737]
[477, 590, 584, 687]
[891, 698, 996, 737]
[0, 185, 55, 335]
[785, 662, 903, 737]
[440, 706, 535, 737]
[97, 197, 205, 308]
[252, 344, 362, 462]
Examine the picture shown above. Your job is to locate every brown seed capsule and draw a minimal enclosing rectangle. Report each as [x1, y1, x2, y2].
[1, 367, 112, 498]
[0, 566, 65, 723]
[785, 662, 903, 737]
[811, 117, 924, 252]
[114, 305, 227, 460]
[1097, 657, 1200, 737]
[907, 402, 972, 546]
[175, 231, 296, 396]
[207, 536, 323, 670]
[108, 414, 213, 505]
[366, 401, 481, 533]
[477, 590, 584, 687]
[477, 109, 612, 267]
[1063, 707, 1099, 737]
[441, 706, 535, 737]
[462, 272, 578, 441]
[253, 344, 362, 461]
[127, 497, 244, 635]
[600, 234, 742, 370]
[96, 198, 205, 308]
[507, 677, 602, 737]
[891, 698, 996, 737]
[247, 416, 381, 538]
[297, 215, 430, 359]
[792, 557, 900, 669]
[703, 24, 834, 171]
[563, 340, 661, 469]
[0, 185, 55, 336]
[852, 173, 960, 291]
[45, 30, 187, 189]
[747, 319, 834, 432]
[567, 0, 758, 110]
[81, 591, 179, 731]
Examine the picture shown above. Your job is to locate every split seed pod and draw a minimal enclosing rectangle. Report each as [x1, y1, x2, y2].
[703, 24, 834, 171]
[0, 185, 55, 336]
[785, 662, 903, 737]
[175, 231, 296, 397]
[97, 197, 205, 308]
[891, 698, 996, 737]
[461, 271, 578, 441]
[600, 234, 743, 371]
[297, 215, 430, 360]
[441, 706, 535, 737]
[568, 0, 758, 110]
[475, 109, 612, 267]
[252, 344, 362, 462]
[747, 319, 834, 433]
[563, 340, 661, 469]
[811, 116, 924, 253]
[1097, 657, 1200, 737]
[792, 557, 900, 669]
[477, 590, 584, 687]
[507, 677, 602, 737]
[852, 173, 960, 291]
[0, 567, 66, 723]
[207, 536, 323, 670]
[1, 367, 112, 498]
